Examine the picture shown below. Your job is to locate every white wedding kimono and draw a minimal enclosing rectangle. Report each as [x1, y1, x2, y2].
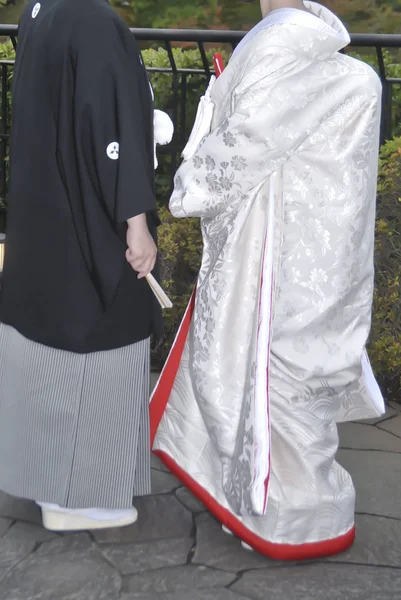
[150, 2, 385, 560]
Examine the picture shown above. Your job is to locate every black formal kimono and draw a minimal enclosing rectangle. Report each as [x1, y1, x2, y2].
[0, 0, 161, 511]
[0, 0, 162, 353]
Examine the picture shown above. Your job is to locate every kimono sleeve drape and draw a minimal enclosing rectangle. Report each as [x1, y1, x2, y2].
[57, 21, 156, 308]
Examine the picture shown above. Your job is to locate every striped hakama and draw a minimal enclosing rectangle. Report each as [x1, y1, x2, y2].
[0, 323, 151, 509]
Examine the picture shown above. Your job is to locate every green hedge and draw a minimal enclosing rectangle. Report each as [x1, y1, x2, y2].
[350, 50, 401, 138]
[0, 40, 15, 214]
[368, 137, 401, 400]
[153, 207, 201, 369]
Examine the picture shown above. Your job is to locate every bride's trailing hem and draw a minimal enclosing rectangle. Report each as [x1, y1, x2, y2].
[148, 283, 356, 561]
[153, 449, 355, 562]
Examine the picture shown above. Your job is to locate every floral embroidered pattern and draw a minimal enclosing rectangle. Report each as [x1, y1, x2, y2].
[165, 17, 383, 518]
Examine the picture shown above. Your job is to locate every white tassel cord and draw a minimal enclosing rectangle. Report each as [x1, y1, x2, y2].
[154, 109, 175, 169]
[181, 76, 216, 161]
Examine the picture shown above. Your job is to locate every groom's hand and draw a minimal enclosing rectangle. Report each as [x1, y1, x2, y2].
[126, 214, 157, 279]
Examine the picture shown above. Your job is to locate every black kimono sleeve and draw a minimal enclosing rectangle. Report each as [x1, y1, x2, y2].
[57, 18, 156, 307]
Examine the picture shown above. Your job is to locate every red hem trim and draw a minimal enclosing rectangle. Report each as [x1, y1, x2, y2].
[154, 450, 355, 562]
[150, 288, 355, 560]
[150, 289, 196, 445]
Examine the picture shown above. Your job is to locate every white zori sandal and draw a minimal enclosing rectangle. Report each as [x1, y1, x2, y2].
[222, 523, 254, 552]
[37, 503, 138, 531]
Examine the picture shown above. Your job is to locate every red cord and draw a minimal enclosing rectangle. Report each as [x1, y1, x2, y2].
[213, 53, 225, 77]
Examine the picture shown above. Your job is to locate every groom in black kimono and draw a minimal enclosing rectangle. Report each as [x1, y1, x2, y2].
[0, 0, 162, 531]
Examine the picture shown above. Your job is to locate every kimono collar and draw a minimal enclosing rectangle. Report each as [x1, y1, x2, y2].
[231, 2, 350, 60]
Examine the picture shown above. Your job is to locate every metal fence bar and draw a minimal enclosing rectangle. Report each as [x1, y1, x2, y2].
[2, 23, 400, 46]
[163, 40, 180, 178]
[198, 41, 211, 77]
[180, 74, 188, 149]
[130, 28, 401, 47]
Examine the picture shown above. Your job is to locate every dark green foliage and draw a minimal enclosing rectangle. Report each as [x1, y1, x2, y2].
[152, 207, 202, 369]
[369, 137, 401, 400]
[0, 40, 15, 219]
[349, 50, 401, 137]
[3, 0, 401, 33]
[109, 0, 401, 33]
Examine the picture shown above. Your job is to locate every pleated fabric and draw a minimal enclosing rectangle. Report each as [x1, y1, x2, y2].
[0, 323, 151, 509]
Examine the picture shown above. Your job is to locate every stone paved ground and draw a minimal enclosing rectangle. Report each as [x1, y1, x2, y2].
[0, 399, 400, 600]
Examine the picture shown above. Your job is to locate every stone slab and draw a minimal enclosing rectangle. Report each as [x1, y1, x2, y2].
[122, 565, 236, 595]
[94, 495, 193, 544]
[35, 533, 92, 557]
[121, 591, 251, 600]
[360, 406, 398, 425]
[0, 517, 11, 538]
[0, 548, 121, 600]
[0, 569, 8, 584]
[150, 372, 159, 392]
[0, 536, 35, 572]
[337, 449, 401, 519]
[232, 564, 401, 600]
[193, 513, 272, 571]
[151, 454, 170, 473]
[176, 487, 206, 514]
[326, 514, 401, 567]
[377, 415, 401, 438]
[101, 537, 193, 575]
[151, 469, 181, 494]
[0, 491, 41, 524]
[338, 422, 401, 451]
[4, 521, 58, 544]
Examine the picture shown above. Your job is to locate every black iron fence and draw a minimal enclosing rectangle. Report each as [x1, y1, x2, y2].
[0, 25, 400, 210]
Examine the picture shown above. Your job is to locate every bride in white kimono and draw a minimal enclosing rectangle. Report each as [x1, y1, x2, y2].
[150, 0, 385, 560]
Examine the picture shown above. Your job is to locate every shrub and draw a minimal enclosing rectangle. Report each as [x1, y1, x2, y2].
[368, 137, 401, 401]
[151, 206, 202, 369]
[0, 40, 15, 216]
[349, 49, 401, 137]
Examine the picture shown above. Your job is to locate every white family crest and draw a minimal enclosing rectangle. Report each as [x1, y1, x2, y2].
[32, 3, 41, 19]
[106, 142, 119, 160]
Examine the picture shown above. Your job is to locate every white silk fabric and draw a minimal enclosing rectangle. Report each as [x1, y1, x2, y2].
[153, 109, 174, 169]
[152, 2, 385, 548]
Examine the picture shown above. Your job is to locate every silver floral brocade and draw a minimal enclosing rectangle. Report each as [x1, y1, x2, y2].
[154, 2, 385, 546]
